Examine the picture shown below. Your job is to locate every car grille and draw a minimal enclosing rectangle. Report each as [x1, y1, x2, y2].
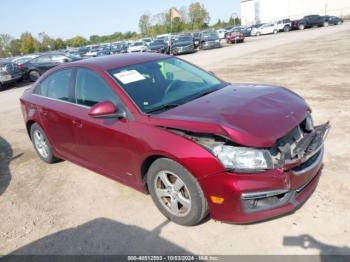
[204, 41, 218, 47]
[174, 45, 193, 52]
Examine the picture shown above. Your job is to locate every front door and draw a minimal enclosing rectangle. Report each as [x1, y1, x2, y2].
[69, 68, 135, 182]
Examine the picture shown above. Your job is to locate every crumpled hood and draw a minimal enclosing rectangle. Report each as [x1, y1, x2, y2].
[150, 84, 309, 147]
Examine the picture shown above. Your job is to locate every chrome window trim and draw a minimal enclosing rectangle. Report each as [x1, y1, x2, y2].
[32, 93, 90, 109]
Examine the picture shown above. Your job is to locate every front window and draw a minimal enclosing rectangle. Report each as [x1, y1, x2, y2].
[151, 40, 164, 45]
[75, 68, 121, 107]
[109, 57, 225, 114]
[132, 42, 144, 46]
[32, 55, 51, 64]
[202, 32, 218, 40]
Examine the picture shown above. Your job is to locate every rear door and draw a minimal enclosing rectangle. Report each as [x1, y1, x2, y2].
[69, 68, 135, 181]
[30, 55, 55, 74]
[32, 68, 79, 159]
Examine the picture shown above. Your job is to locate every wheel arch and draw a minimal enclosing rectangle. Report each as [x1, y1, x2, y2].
[26, 120, 36, 140]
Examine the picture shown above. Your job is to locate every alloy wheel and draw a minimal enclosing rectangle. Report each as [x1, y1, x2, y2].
[33, 129, 49, 159]
[154, 170, 191, 217]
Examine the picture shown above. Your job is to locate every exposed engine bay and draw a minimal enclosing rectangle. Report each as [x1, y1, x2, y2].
[164, 114, 330, 170]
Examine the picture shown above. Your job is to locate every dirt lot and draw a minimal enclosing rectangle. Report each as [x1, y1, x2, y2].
[1, 23, 350, 256]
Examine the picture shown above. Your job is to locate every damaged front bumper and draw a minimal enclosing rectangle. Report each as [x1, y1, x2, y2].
[198, 122, 330, 223]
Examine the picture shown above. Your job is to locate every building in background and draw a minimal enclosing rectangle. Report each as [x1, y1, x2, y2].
[241, 0, 350, 25]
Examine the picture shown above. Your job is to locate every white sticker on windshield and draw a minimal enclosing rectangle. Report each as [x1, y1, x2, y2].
[114, 70, 146, 84]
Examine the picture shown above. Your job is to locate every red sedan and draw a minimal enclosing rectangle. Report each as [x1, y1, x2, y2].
[20, 53, 329, 226]
[225, 30, 245, 44]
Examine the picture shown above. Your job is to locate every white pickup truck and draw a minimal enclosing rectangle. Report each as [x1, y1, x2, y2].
[276, 19, 292, 32]
[251, 23, 279, 36]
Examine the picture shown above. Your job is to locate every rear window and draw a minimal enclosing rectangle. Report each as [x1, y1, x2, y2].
[35, 69, 72, 101]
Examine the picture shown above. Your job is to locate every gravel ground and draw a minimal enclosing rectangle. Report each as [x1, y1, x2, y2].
[0, 22, 349, 256]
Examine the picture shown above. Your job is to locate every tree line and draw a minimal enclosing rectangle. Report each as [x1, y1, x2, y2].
[138, 2, 240, 36]
[0, 1, 240, 58]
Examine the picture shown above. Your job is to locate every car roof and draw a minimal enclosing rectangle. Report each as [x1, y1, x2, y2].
[68, 53, 169, 71]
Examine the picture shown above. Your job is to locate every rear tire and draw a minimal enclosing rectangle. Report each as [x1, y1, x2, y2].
[256, 32, 261, 36]
[273, 29, 278, 34]
[283, 25, 291, 32]
[323, 21, 329, 27]
[30, 123, 58, 163]
[0, 83, 3, 91]
[299, 24, 305, 30]
[29, 70, 40, 82]
[147, 158, 208, 226]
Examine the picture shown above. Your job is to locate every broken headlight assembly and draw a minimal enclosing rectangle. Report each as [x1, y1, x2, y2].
[201, 142, 275, 172]
[166, 128, 281, 173]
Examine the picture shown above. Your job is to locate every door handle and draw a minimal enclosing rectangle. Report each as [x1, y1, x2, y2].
[72, 119, 83, 128]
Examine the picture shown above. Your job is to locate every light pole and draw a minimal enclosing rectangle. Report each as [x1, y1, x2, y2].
[231, 12, 238, 44]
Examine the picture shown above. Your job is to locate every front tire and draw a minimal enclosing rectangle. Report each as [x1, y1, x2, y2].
[323, 21, 329, 27]
[273, 29, 278, 34]
[147, 158, 208, 226]
[29, 70, 40, 82]
[284, 25, 291, 32]
[30, 123, 58, 163]
[299, 24, 305, 30]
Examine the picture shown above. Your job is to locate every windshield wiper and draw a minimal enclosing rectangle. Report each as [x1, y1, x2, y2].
[146, 103, 179, 114]
[185, 83, 230, 102]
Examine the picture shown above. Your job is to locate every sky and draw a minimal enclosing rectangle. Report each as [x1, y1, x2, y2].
[0, 0, 240, 40]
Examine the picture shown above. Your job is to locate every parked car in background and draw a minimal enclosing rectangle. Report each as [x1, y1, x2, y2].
[96, 47, 111, 57]
[0, 60, 23, 90]
[147, 39, 168, 53]
[237, 27, 251, 37]
[191, 32, 201, 48]
[128, 41, 147, 53]
[216, 29, 227, 39]
[85, 46, 100, 57]
[21, 53, 329, 226]
[323, 15, 343, 25]
[276, 19, 292, 32]
[251, 23, 278, 36]
[22, 53, 80, 82]
[142, 38, 153, 46]
[200, 31, 221, 49]
[112, 43, 128, 54]
[246, 23, 264, 36]
[12, 54, 39, 66]
[156, 34, 171, 47]
[294, 15, 328, 30]
[170, 35, 195, 55]
[225, 28, 245, 44]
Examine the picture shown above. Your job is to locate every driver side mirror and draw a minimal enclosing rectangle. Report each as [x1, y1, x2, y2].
[88, 101, 126, 119]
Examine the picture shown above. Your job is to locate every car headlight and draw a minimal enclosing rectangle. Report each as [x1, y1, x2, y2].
[202, 142, 274, 172]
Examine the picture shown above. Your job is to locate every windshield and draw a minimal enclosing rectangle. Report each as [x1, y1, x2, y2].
[175, 37, 192, 43]
[13, 56, 38, 64]
[109, 57, 225, 114]
[202, 32, 218, 39]
[151, 40, 164, 45]
[133, 42, 144, 46]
